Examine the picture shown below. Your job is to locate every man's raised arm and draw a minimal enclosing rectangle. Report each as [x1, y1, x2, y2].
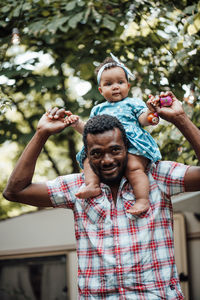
[153, 92, 200, 191]
[3, 108, 70, 207]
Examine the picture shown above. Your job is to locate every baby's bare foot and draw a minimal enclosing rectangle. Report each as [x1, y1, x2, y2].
[127, 200, 150, 216]
[76, 184, 101, 199]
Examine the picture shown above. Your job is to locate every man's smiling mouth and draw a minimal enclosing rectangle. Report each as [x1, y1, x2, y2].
[101, 165, 118, 174]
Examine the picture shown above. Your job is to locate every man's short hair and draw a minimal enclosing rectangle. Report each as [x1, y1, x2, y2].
[83, 114, 128, 152]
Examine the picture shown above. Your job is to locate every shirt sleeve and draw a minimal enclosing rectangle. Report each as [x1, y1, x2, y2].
[151, 161, 190, 197]
[46, 173, 83, 209]
[130, 97, 148, 119]
[89, 104, 99, 118]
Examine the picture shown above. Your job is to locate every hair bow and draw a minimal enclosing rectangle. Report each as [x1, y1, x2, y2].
[97, 53, 134, 84]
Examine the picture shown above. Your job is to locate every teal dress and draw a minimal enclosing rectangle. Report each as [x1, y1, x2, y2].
[76, 97, 161, 168]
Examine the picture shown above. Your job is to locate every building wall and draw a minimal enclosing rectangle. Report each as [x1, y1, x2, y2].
[184, 212, 200, 300]
[0, 208, 76, 255]
[173, 192, 200, 300]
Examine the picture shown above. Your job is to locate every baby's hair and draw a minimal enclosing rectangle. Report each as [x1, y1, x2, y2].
[95, 57, 116, 75]
[95, 57, 129, 83]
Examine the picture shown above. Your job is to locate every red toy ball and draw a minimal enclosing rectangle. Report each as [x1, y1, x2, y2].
[147, 112, 159, 125]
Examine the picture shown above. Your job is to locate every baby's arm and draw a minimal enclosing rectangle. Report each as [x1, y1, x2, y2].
[138, 96, 160, 126]
[64, 111, 86, 134]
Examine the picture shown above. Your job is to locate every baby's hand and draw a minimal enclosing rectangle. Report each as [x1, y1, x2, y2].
[46, 108, 79, 126]
[64, 113, 79, 127]
[147, 95, 160, 112]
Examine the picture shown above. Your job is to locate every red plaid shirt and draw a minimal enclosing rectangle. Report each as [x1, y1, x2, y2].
[47, 161, 189, 299]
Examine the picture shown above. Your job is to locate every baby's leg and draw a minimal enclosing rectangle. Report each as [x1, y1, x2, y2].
[125, 154, 150, 215]
[75, 158, 101, 198]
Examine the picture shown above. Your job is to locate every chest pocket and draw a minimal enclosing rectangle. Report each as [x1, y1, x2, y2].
[122, 191, 152, 221]
[82, 195, 109, 224]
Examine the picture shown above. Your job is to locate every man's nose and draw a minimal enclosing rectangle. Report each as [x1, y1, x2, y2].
[102, 153, 114, 164]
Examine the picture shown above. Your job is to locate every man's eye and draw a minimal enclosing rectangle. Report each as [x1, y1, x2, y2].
[111, 148, 121, 154]
[91, 152, 101, 159]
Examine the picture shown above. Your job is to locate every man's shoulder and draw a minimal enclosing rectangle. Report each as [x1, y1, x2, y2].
[149, 160, 187, 178]
[150, 160, 172, 170]
[59, 172, 84, 183]
[48, 172, 85, 188]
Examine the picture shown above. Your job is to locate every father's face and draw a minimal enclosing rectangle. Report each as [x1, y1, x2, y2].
[86, 128, 128, 186]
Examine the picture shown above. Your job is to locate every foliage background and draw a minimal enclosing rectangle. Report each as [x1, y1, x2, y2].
[0, 0, 200, 219]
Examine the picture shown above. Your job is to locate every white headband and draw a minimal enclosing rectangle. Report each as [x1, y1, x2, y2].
[97, 52, 134, 84]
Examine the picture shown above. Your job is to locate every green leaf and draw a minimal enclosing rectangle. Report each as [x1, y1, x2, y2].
[28, 20, 47, 35]
[1, 5, 11, 13]
[13, 6, 21, 17]
[59, 24, 70, 33]
[194, 13, 200, 32]
[103, 16, 116, 31]
[22, 3, 32, 11]
[68, 12, 84, 28]
[0, 20, 7, 27]
[183, 4, 197, 15]
[83, 7, 91, 23]
[47, 16, 70, 33]
[188, 24, 198, 35]
[65, 1, 76, 11]
[92, 7, 102, 23]
[77, 0, 85, 7]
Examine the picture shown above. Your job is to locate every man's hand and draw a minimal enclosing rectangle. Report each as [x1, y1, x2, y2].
[148, 91, 185, 124]
[146, 95, 160, 112]
[37, 108, 76, 136]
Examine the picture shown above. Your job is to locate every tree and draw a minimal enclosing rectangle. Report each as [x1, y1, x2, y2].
[0, 0, 200, 219]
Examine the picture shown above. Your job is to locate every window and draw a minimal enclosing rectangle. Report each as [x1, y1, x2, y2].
[0, 254, 69, 300]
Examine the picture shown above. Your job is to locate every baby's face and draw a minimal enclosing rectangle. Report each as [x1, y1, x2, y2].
[98, 67, 130, 102]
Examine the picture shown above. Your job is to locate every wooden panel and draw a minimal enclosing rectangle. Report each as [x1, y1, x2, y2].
[174, 213, 189, 300]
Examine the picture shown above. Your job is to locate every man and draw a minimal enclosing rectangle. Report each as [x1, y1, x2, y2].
[3, 93, 200, 299]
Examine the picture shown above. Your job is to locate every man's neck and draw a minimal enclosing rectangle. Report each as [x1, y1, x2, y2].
[107, 180, 122, 204]
[110, 186, 119, 204]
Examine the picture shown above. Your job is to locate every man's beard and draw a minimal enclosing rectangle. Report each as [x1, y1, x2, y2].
[99, 169, 125, 186]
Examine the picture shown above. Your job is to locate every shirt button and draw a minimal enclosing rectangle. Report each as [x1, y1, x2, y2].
[170, 284, 175, 290]
[117, 265, 122, 270]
